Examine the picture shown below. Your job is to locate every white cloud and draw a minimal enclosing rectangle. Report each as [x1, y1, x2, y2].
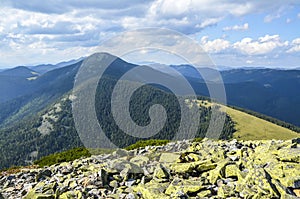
[223, 23, 249, 31]
[1, 0, 300, 67]
[287, 38, 300, 53]
[298, 13, 300, 18]
[233, 35, 288, 55]
[286, 18, 291, 23]
[200, 36, 230, 53]
[264, 13, 281, 23]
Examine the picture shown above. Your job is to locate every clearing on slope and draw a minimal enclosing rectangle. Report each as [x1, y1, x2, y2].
[196, 100, 300, 140]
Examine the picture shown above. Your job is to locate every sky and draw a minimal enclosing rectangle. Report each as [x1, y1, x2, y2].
[1, 0, 300, 69]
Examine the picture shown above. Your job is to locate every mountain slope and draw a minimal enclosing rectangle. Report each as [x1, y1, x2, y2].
[0, 66, 38, 78]
[0, 61, 82, 127]
[0, 53, 299, 170]
[0, 53, 235, 169]
[171, 65, 300, 126]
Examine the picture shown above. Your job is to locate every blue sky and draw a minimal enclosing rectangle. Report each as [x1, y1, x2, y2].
[0, 0, 300, 68]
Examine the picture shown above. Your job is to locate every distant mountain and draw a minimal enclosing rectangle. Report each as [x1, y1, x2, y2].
[0, 53, 236, 169]
[0, 66, 39, 103]
[0, 66, 38, 78]
[28, 57, 84, 74]
[0, 61, 82, 127]
[0, 53, 299, 169]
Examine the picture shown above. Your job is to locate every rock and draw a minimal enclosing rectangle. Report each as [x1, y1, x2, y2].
[2, 139, 300, 198]
[292, 138, 300, 144]
[208, 160, 228, 184]
[36, 169, 52, 181]
[109, 180, 119, 188]
[153, 164, 170, 180]
[277, 148, 300, 163]
[197, 190, 211, 198]
[125, 179, 136, 187]
[165, 178, 203, 196]
[134, 182, 169, 199]
[159, 153, 180, 163]
[99, 169, 109, 187]
[130, 155, 149, 166]
[113, 149, 129, 157]
[126, 193, 136, 199]
[293, 189, 300, 197]
[225, 164, 239, 178]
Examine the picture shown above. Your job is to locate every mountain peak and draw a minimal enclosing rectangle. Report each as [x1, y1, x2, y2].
[0, 66, 38, 78]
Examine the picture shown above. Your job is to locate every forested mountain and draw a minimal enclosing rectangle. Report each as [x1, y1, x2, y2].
[171, 66, 300, 126]
[0, 53, 235, 169]
[0, 53, 299, 169]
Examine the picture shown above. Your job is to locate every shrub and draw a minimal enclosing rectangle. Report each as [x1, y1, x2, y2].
[125, 139, 169, 150]
[34, 147, 91, 167]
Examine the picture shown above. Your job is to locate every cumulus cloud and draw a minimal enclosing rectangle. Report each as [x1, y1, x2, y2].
[287, 38, 300, 53]
[223, 23, 249, 31]
[233, 35, 288, 55]
[200, 36, 230, 53]
[0, 0, 300, 67]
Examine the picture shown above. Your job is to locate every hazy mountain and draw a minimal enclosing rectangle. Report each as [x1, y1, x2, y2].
[28, 57, 84, 74]
[0, 53, 299, 169]
[170, 65, 300, 126]
[0, 66, 39, 78]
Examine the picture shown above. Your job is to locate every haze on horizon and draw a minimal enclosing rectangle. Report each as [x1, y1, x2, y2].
[1, 0, 300, 69]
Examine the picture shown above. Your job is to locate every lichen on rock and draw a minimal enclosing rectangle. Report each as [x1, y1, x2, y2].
[1, 138, 300, 198]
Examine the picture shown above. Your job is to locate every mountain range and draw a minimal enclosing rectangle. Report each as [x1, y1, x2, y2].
[0, 52, 299, 169]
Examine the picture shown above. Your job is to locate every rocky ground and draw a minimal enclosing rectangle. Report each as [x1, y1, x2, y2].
[1, 138, 300, 199]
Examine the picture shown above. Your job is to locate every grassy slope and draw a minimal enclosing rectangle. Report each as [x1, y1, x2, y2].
[197, 100, 300, 140]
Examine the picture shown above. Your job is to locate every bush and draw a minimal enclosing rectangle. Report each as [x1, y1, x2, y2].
[125, 139, 169, 150]
[192, 137, 204, 143]
[34, 147, 91, 167]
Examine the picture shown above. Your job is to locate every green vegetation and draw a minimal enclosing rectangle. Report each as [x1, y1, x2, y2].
[34, 147, 91, 167]
[221, 105, 300, 140]
[0, 97, 83, 169]
[125, 139, 170, 150]
[95, 76, 236, 148]
[192, 137, 204, 142]
[228, 105, 300, 133]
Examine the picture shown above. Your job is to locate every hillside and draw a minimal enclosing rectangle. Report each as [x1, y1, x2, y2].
[171, 65, 300, 126]
[196, 100, 300, 140]
[1, 139, 300, 198]
[1, 53, 300, 170]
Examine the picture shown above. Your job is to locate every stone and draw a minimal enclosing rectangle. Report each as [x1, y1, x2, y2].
[126, 193, 136, 199]
[133, 182, 169, 199]
[125, 179, 136, 187]
[130, 155, 149, 166]
[159, 153, 180, 163]
[225, 164, 239, 178]
[36, 169, 52, 181]
[99, 169, 109, 187]
[113, 149, 129, 157]
[293, 189, 300, 197]
[197, 190, 211, 198]
[165, 178, 203, 196]
[153, 164, 170, 179]
[109, 180, 119, 188]
[3, 139, 300, 198]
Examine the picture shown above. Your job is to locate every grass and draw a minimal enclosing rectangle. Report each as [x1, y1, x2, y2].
[125, 139, 170, 150]
[223, 105, 300, 140]
[197, 100, 300, 141]
[34, 147, 92, 167]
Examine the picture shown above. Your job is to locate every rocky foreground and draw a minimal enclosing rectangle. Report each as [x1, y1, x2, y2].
[1, 139, 300, 199]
